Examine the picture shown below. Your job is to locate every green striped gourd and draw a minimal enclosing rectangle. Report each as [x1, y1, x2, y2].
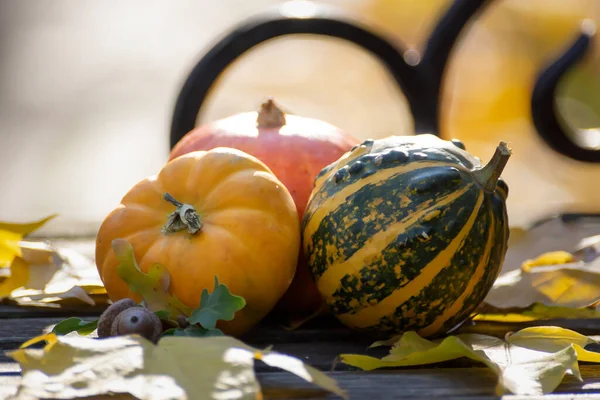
[302, 134, 511, 337]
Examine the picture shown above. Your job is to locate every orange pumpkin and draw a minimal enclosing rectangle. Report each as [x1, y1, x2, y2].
[169, 99, 360, 317]
[95, 147, 301, 337]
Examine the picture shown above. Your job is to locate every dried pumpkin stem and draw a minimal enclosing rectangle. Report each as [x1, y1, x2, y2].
[473, 141, 512, 192]
[162, 193, 203, 234]
[256, 98, 286, 128]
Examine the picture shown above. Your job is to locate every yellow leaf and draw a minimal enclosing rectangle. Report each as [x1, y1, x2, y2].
[112, 238, 192, 320]
[485, 257, 600, 309]
[521, 251, 575, 272]
[0, 229, 22, 268]
[507, 326, 600, 363]
[0, 257, 30, 298]
[4, 243, 108, 308]
[341, 333, 499, 371]
[508, 326, 592, 348]
[0, 215, 56, 267]
[473, 302, 600, 323]
[340, 327, 599, 396]
[9, 333, 347, 400]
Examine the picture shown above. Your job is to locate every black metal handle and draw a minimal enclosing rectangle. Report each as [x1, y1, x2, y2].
[531, 21, 598, 162]
[169, 0, 491, 149]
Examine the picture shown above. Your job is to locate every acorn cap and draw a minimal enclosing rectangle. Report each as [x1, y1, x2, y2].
[97, 298, 137, 338]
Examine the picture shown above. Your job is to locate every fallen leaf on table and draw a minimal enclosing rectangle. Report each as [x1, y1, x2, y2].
[0, 257, 30, 299]
[521, 251, 575, 272]
[507, 326, 600, 362]
[2, 242, 108, 308]
[0, 215, 56, 267]
[340, 326, 599, 395]
[8, 333, 347, 400]
[473, 302, 600, 323]
[484, 234, 600, 310]
[112, 238, 192, 321]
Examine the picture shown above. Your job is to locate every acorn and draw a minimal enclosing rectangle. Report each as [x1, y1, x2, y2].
[110, 306, 163, 344]
[97, 298, 137, 338]
[97, 298, 163, 343]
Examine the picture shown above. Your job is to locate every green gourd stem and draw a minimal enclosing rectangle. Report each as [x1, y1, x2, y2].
[473, 141, 512, 192]
[256, 98, 286, 128]
[162, 193, 203, 234]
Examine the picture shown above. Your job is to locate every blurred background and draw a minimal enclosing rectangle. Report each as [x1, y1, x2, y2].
[1, 0, 599, 237]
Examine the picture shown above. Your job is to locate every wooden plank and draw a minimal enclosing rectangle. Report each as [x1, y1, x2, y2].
[0, 305, 104, 319]
[4, 315, 600, 373]
[3, 366, 600, 399]
[0, 316, 384, 372]
[4, 313, 600, 398]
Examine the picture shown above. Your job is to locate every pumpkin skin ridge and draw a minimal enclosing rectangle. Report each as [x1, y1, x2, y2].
[302, 134, 510, 337]
[198, 222, 269, 280]
[199, 168, 276, 210]
[95, 204, 163, 285]
[157, 149, 275, 208]
[97, 228, 163, 305]
[96, 148, 300, 337]
[120, 177, 165, 207]
[96, 205, 162, 245]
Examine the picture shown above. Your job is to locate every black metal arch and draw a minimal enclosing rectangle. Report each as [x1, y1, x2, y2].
[531, 22, 597, 162]
[169, 0, 599, 163]
[169, 0, 491, 148]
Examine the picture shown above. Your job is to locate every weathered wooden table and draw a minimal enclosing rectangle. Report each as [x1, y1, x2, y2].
[4, 305, 600, 400]
[3, 234, 600, 400]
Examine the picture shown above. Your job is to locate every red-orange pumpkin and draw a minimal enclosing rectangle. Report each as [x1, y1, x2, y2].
[169, 99, 360, 316]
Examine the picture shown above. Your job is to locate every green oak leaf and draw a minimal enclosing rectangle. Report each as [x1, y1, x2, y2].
[187, 276, 246, 329]
[52, 318, 98, 336]
[112, 238, 192, 321]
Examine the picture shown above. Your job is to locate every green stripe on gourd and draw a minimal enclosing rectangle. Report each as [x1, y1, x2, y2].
[306, 166, 469, 280]
[439, 201, 507, 335]
[360, 202, 491, 336]
[326, 187, 479, 316]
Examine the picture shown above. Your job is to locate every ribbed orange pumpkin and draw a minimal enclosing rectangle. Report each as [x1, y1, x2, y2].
[95, 147, 301, 337]
[169, 99, 360, 317]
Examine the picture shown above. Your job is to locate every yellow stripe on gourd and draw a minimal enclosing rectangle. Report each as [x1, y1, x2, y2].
[315, 184, 474, 300]
[418, 204, 494, 337]
[335, 191, 485, 329]
[303, 161, 463, 241]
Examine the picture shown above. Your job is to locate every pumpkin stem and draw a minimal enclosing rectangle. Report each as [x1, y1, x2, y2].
[256, 98, 286, 128]
[162, 193, 203, 234]
[473, 141, 512, 192]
